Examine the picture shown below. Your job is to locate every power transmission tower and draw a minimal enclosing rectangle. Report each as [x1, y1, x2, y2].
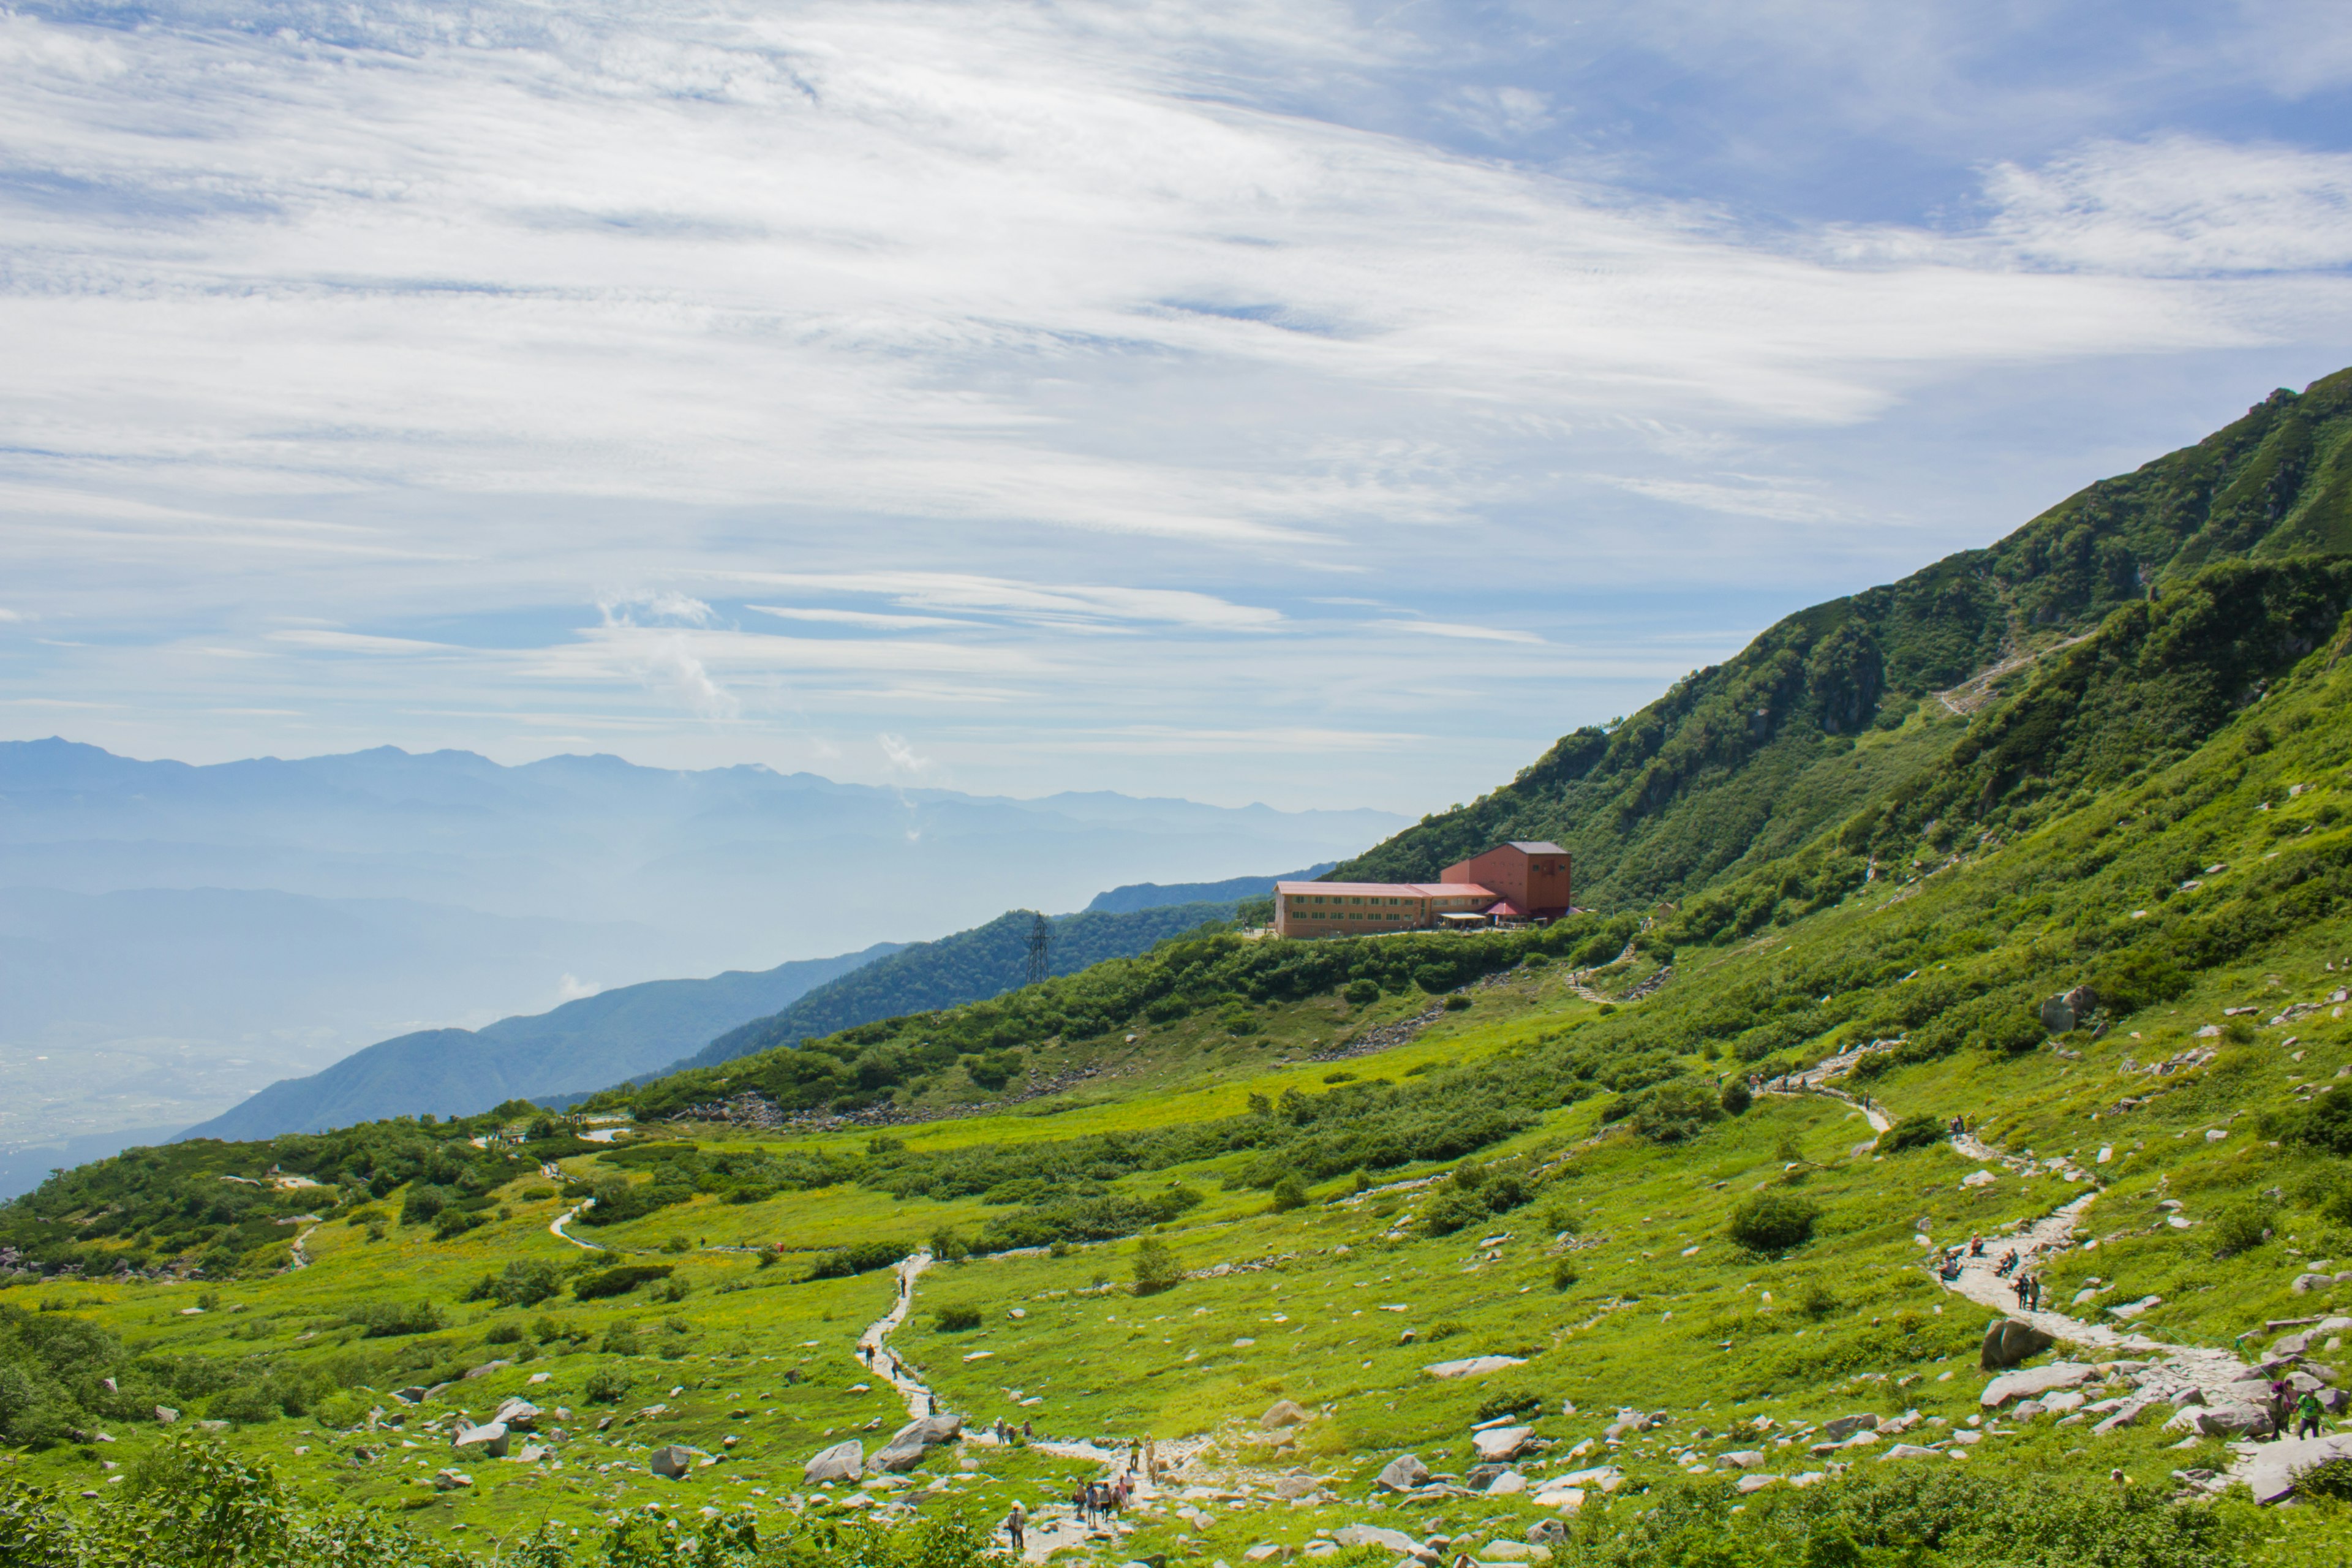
[1025, 913, 1050, 987]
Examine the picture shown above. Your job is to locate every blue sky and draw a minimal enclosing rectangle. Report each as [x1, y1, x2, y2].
[3, 0, 2351, 813]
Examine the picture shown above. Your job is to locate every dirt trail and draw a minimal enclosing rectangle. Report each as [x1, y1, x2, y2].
[289, 1222, 320, 1269]
[857, 1251, 938, 1419]
[549, 1198, 604, 1251]
[1770, 1071, 2315, 1496]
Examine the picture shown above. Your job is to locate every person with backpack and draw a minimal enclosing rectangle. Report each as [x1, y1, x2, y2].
[2298, 1389, 2326, 1440]
[1005, 1503, 1026, 1553]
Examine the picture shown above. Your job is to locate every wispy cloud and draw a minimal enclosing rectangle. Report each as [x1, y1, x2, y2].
[1376, 619, 1546, 646]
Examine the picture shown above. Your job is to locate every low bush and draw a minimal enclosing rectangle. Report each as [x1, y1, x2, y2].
[1727, 1193, 1817, 1253]
[459, 1258, 564, 1309]
[1474, 1389, 1543, 1422]
[1343, 979, 1381, 1005]
[1131, 1237, 1185, 1295]
[1876, 1114, 1944, 1154]
[2210, 1201, 2274, 1259]
[342, 1300, 444, 1338]
[807, 1242, 910, 1280]
[1269, 1175, 1309, 1212]
[583, 1365, 633, 1404]
[934, 1305, 982, 1332]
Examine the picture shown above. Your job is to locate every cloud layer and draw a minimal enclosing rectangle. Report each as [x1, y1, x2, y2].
[2, 0, 2350, 808]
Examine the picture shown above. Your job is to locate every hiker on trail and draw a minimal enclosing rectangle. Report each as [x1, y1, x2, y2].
[1073, 1485, 1092, 1526]
[2298, 1390, 2326, 1439]
[2271, 1379, 2295, 1441]
[1005, 1504, 1026, 1552]
[1969, 1233, 1984, 1257]
[1023, 1420, 1035, 1440]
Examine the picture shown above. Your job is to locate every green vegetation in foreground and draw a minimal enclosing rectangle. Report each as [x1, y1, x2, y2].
[18, 387, 2352, 1559]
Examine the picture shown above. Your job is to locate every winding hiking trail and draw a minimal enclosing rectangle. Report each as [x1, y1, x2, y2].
[549, 1197, 604, 1251]
[288, 1221, 320, 1269]
[1768, 1063, 2352, 1501]
[855, 1249, 1219, 1561]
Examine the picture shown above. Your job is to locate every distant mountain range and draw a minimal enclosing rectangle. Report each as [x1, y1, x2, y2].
[174, 943, 902, 1145]
[0, 740, 1400, 1163]
[162, 888, 1260, 1155]
[1083, 864, 1333, 914]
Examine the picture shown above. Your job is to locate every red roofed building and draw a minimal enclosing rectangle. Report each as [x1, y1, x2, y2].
[1442, 840, 1572, 921]
[1271, 841, 1571, 939]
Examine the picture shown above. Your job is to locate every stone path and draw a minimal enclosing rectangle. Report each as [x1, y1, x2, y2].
[289, 1222, 320, 1269]
[857, 1251, 937, 1419]
[549, 1199, 604, 1251]
[1766, 1070, 2331, 1499]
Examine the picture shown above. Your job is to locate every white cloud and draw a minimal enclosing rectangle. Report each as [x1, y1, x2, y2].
[747, 605, 981, 631]
[1376, 619, 1546, 646]
[1984, 136, 2352, 276]
[877, 732, 935, 774]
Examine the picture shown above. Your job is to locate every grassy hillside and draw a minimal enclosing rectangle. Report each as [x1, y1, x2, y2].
[666, 902, 1254, 1081]
[179, 944, 904, 1143]
[1334, 367, 2352, 912]
[13, 544, 2352, 1561]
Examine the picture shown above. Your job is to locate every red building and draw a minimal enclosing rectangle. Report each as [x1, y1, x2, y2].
[1442, 840, 1572, 921]
[1272, 840, 1571, 939]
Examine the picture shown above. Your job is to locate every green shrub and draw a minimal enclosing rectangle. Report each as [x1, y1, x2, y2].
[600, 1325, 640, 1357]
[1425, 1321, 1467, 1341]
[431, 1208, 485, 1241]
[2211, 1202, 2274, 1259]
[459, 1258, 564, 1309]
[1131, 1237, 1185, 1295]
[481, 1324, 523, 1346]
[1474, 1388, 1544, 1422]
[1442, 994, 1472, 1011]
[807, 1242, 909, 1280]
[1344, 979, 1381, 1005]
[935, 1305, 982, 1332]
[1800, 1281, 1841, 1318]
[1413, 965, 1454, 995]
[398, 1186, 447, 1225]
[1269, 1175, 1309, 1212]
[1551, 1258, 1578, 1292]
[583, 1364, 633, 1404]
[342, 1300, 444, 1338]
[1719, 1078, 1752, 1116]
[2297, 1457, 2352, 1500]
[930, 1227, 972, 1262]
[571, 1264, 675, 1300]
[1876, 1114, 1943, 1154]
[1727, 1193, 1818, 1253]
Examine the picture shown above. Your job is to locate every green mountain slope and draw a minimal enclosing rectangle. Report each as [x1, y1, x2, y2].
[1335, 368, 2352, 910]
[13, 551, 2352, 1558]
[17, 382, 2352, 1562]
[663, 900, 1251, 1079]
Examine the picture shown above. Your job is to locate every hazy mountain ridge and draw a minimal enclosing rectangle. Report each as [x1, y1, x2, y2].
[173, 942, 905, 1146]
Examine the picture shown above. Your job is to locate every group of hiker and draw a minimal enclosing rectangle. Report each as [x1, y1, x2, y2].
[998, 1434, 1163, 1554]
[987, 1417, 1035, 1445]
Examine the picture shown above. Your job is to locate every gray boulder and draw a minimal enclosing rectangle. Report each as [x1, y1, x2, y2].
[453, 1422, 510, 1458]
[1376, 1454, 1430, 1492]
[874, 1414, 963, 1472]
[1262, 1400, 1312, 1430]
[1820, 1414, 1880, 1442]
[1471, 1425, 1533, 1463]
[1981, 1362, 2094, 1408]
[492, 1398, 541, 1430]
[1980, 1319, 2056, 1371]
[2244, 1433, 2352, 1504]
[805, 1439, 864, 1482]
[649, 1446, 694, 1480]
[2276, 1333, 2313, 1358]
[1335, 1525, 1423, 1558]
[1526, 1520, 1569, 1544]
